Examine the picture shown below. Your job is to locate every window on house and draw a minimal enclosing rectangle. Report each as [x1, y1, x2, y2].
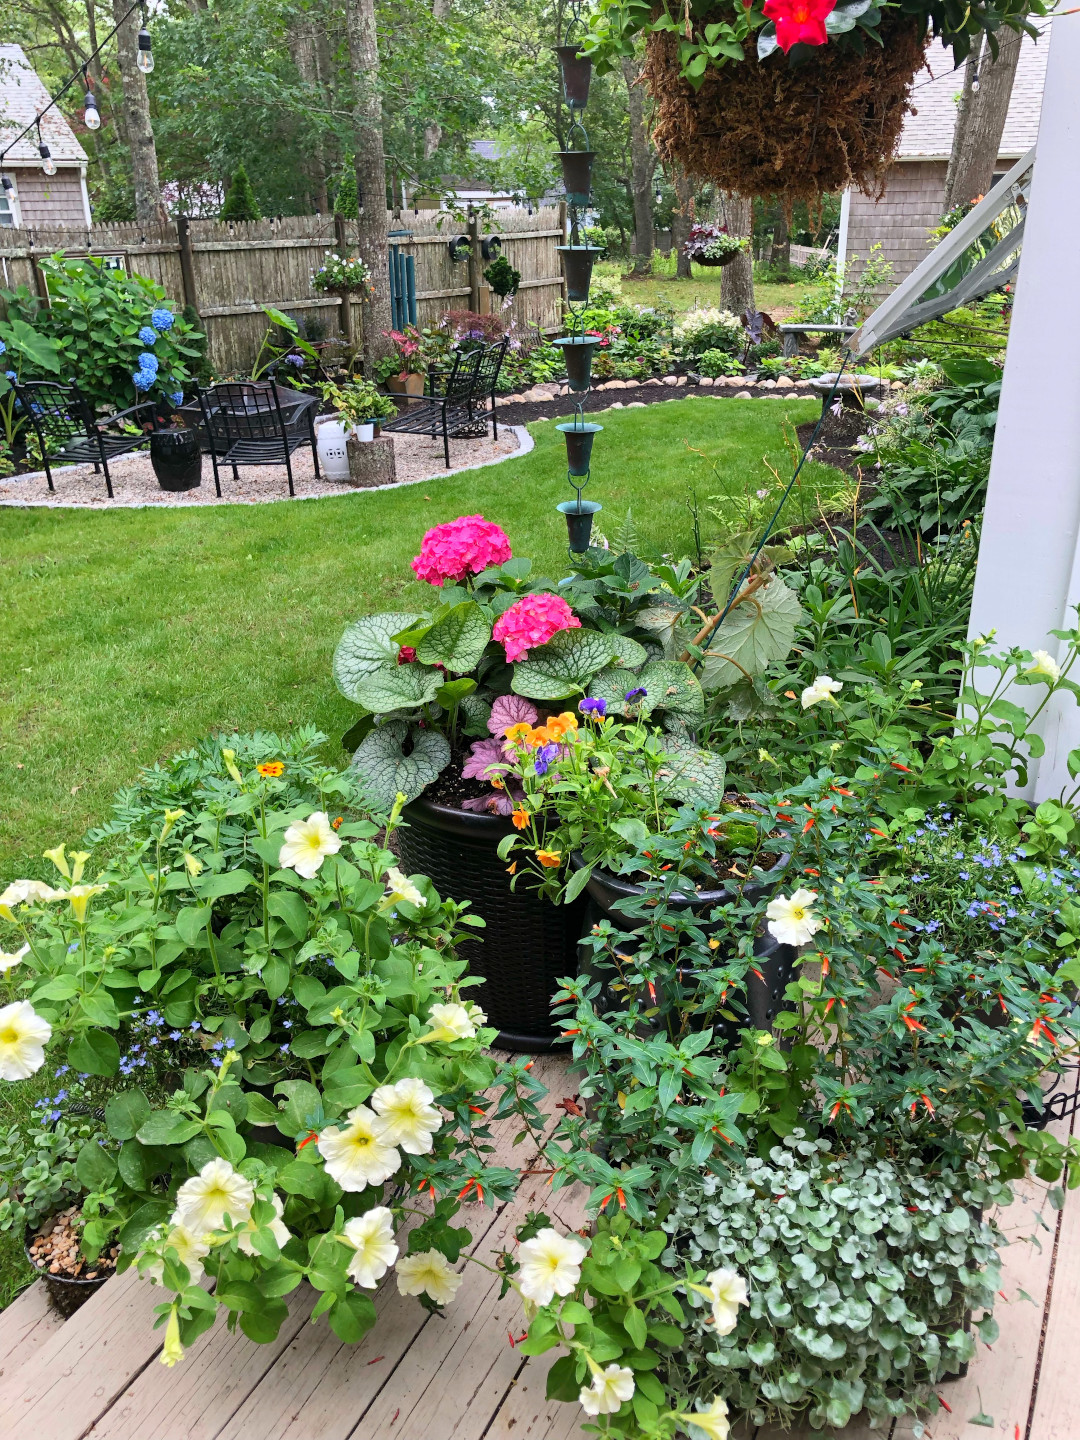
[0, 176, 18, 228]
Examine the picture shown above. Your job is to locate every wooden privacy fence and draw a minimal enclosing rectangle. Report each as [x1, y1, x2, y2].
[0, 205, 567, 375]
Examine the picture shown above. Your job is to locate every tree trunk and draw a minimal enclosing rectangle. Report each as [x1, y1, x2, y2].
[720, 192, 755, 316]
[423, 0, 451, 159]
[771, 207, 790, 275]
[671, 167, 693, 279]
[292, 17, 329, 213]
[344, 0, 393, 372]
[943, 29, 1023, 213]
[112, 0, 166, 225]
[621, 57, 654, 276]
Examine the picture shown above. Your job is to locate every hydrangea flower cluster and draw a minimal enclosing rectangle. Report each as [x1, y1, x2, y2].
[492, 592, 580, 662]
[411, 514, 512, 587]
[151, 308, 175, 332]
[138, 325, 157, 346]
[132, 350, 159, 394]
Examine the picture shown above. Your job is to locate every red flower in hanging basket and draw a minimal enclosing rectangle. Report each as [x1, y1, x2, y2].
[762, 0, 837, 51]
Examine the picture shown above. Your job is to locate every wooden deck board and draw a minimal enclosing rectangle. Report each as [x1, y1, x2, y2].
[10, 1053, 1080, 1439]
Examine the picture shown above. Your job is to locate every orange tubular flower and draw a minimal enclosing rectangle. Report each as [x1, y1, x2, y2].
[536, 849, 562, 868]
[511, 807, 529, 830]
[257, 761, 285, 777]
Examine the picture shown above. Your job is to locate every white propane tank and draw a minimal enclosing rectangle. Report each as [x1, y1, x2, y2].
[315, 416, 350, 480]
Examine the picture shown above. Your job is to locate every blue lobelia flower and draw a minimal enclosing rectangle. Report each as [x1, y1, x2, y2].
[151, 307, 175, 331]
[4, 370, 15, 381]
[138, 325, 157, 346]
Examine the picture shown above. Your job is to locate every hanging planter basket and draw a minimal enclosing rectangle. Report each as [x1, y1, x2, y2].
[690, 250, 740, 268]
[644, 12, 928, 204]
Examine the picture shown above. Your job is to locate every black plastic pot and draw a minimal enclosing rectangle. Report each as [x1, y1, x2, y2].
[555, 46, 593, 109]
[558, 245, 604, 304]
[25, 1222, 112, 1318]
[577, 851, 789, 919]
[556, 421, 603, 475]
[150, 430, 202, 491]
[556, 151, 595, 208]
[397, 795, 589, 1051]
[552, 336, 597, 392]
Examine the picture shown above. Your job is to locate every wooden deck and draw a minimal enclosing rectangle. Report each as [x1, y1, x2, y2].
[0, 1054, 1077, 1440]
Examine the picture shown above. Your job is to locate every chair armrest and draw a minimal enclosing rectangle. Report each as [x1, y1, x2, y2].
[95, 401, 156, 432]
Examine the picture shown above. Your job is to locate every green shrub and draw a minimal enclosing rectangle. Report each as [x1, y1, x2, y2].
[698, 348, 740, 378]
[219, 165, 262, 223]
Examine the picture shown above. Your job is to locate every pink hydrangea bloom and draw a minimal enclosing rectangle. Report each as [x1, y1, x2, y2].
[493, 593, 581, 662]
[411, 515, 512, 587]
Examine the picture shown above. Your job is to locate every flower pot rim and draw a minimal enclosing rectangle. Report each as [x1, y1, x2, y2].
[403, 791, 516, 838]
[555, 421, 604, 435]
[24, 1218, 113, 1289]
[551, 336, 599, 350]
[570, 848, 790, 905]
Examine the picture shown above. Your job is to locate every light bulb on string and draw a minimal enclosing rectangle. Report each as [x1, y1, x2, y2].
[137, 27, 154, 73]
[37, 123, 57, 177]
[84, 90, 101, 130]
[971, 72, 980, 92]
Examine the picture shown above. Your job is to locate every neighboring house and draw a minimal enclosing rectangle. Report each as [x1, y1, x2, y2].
[428, 140, 561, 211]
[841, 23, 1050, 285]
[0, 44, 91, 229]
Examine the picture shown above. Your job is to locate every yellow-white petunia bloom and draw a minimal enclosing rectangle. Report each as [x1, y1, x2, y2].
[173, 1158, 255, 1234]
[694, 1267, 749, 1335]
[370, 1077, 441, 1155]
[800, 675, 843, 709]
[236, 1194, 291, 1255]
[159, 1307, 185, 1367]
[0, 879, 62, 922]
[380, 867, 426, 911]
[317, 1105, 401, 1190]
[144, 1223, 211, 1285]
[63, 883, 109, 923]
[341, 1206, 398, 1288]
[395, 1249, 462, 1306]
[278, 811, 342, 879]
[0, 1001, 52, 1080]
[1028, 649, 1062, 683]
[516, 1227, 587, 1307]
[579, 1364, 635, 1416]
[0, 943, 30, 974]
[765, 888, 823, 948]
[678, 1395, 731, 1440]
[423, 1001, 486, 1044]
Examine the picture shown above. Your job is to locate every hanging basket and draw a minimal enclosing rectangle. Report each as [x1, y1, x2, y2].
[644, 13, 928, 204]
[689, 250, 740, 268]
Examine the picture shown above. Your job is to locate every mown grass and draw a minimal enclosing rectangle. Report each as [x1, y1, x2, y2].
[596, 256, 807, 321]
[0, 395, 844, 1304]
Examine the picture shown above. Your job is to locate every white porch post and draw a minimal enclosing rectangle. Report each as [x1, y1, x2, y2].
[966, 15, 1080, 800]
[835, 189, 851, 305]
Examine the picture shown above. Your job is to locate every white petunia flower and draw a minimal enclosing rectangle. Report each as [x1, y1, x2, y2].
[517, 1228, 587, 1307]
[370, 1077, 441, 1154]
[317, 1105, 401, 1190]
[0, 943, 30, 974]
[695, 1267, 749, 1335]
[173, 1158, 255, 1233]
[395, 1248, 462, 1305]
[381, 867, 426, 910]
[800, 674, 843, 709]
[1028, 649, 1062, 683]
[579, 1363, 635, 1416]
[144, 1223, 211, 1285]
[679, 1395, 731, 1440]
[424, 1001, 486, 1043]
[341, 1206, 398, 1288]
[0, 879, 62, 922]
[236, 1193, 291, 1255]
[0, 1001, 52, 1080]
[765, 888, 823, 947]
[278, 811, 342, 878]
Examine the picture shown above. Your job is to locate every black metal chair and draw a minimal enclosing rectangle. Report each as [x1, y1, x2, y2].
[382, 347, 485, 468]
[468, 338, 509, 441]
[193, 381, 319, 497]
[13, 379, 155, 498]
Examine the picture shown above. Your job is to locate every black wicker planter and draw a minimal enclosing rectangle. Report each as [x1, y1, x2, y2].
[690, 251, 740, 268]
[398, 796, 589, 1051]
[150, 430, 202, 491]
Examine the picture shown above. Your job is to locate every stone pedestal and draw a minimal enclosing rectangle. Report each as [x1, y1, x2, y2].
[346, 435, 397, 488]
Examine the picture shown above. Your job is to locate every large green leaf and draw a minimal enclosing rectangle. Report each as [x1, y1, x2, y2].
[511, 629, 617, 701]
[636, 660, 705, 722]
[634, 604, 692, 661]
[699, 578, 804, 691]
[415, 602, 491, 673]
[588, 668, 641, 716]
[709, 530, 758, 612]
[0, 317, 63, 375]
[351, 720, 450, 810]
[607, 634, 649, 669]
[349, 662, 443, 715]
[659, 739, 727, 808]
[332, 613, 424, 701]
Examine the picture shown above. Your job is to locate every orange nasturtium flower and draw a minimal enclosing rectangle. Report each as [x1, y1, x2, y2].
[511, 808, 529, 830]
[257, 761, 285, 778]
[536, 849, 562, 868]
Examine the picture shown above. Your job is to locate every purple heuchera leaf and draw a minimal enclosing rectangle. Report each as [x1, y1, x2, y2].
[461, 792, 516, 815]
[463, 737, 511, 781]
[488, 694, 539, 737]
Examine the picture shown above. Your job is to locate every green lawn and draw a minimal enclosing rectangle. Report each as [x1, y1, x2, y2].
[597, 257, 806, 321]
[0, 397, 843, 875]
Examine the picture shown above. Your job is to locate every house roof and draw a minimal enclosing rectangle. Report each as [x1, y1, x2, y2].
[0, 44, 87, 166]
[899, 21, 1051, 161]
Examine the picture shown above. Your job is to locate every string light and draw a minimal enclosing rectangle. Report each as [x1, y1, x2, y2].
[83, 70, 101, 130]
[137, 25, 155, 73]
[37, 123, 57, 176]
[971, 72, 981, 92]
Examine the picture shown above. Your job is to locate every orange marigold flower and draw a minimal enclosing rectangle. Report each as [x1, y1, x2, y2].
[511, 807, 529, 830]
[536, 849, 562, 868]
[257, 761, 285, 777]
